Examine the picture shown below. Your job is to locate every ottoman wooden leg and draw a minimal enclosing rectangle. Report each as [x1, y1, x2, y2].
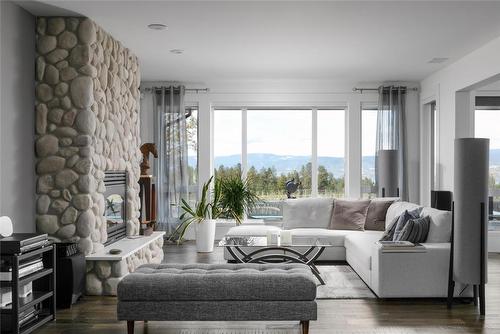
[127, 320, 134, 334]
[300, 320, 309, 334]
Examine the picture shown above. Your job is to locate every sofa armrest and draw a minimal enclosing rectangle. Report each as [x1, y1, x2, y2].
[371, 243, 455, 298]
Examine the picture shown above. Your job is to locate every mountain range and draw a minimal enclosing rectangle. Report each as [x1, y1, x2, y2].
[189, 148, 500, 181]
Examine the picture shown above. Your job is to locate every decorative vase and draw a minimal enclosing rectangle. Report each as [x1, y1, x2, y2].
[195, 219, 216, 252]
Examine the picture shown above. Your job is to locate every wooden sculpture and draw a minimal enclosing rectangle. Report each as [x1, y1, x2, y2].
[140, 143, 158, 176]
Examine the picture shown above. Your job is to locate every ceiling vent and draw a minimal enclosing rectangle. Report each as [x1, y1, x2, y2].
[428, 57, 449, 64]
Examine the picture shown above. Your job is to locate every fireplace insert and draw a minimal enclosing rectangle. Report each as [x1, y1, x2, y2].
[104, 171, 127, 245]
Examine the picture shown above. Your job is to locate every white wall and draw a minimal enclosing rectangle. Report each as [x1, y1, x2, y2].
[0, 1, 36, 232]
[420, 36, 500, 199]
[140, 81, 420, 203]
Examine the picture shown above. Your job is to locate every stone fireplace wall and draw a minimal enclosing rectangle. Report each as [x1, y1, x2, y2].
[35, 17, 141, 255]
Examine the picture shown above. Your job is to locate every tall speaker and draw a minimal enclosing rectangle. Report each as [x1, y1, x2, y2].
[377, 149, 399, 197]
[448, 138, 489, 315]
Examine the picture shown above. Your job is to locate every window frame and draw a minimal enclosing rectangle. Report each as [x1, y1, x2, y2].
[212, 106, 347, 198]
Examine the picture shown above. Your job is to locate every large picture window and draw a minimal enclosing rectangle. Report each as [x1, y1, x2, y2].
[186, 107, 198, 204]
[213, 108, 345, 200]
[475, 106, 500, 215]
[361, 107, 377, 198]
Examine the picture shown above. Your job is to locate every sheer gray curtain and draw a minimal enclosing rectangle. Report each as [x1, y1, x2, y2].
[154, 86, 189, 232]
[376, 86, 408, 201]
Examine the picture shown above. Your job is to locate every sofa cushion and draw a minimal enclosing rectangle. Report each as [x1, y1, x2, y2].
[118, 263, 317, 301]
[420, 207, 452, 243]
[385, 201, 421, 227]
[393, 216, 430, 243]
[365, 198, 397, 231]
[226, 225, 281, 237]
[288, 228, 361, 247]
[379, 216, 399, 241]
[329, 199, 370, 231]
[282, 198, 334, 229]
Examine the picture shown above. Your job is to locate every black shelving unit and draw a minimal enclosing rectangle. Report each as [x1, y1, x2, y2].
[1, 245, 56, 334]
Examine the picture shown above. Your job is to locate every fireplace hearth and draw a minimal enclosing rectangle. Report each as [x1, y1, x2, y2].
[104, 171, 127, 245]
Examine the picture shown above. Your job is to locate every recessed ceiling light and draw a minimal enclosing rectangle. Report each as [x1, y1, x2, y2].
[147, 23, 167, 31]
[428, 57, 449, 64]
[170, 49, 184, 54]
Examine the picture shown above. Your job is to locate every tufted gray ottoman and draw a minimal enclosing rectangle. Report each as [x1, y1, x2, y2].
[117, 263, 317, 334]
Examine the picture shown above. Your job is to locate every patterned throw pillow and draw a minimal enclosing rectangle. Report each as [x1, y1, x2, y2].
[392, 208, 423, 241]
[393, 216, 430, 243]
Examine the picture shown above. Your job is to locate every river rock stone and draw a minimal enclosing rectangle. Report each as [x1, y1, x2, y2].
[103, 277, 121, 295]
[66, 154, 79, 168]
[71, 77, 94, 108]
[35, 135, 58, 157]
[60, 138, 72, 146]
[44, 65, 59, 85]
[74, 158, 92, 174]
[61, 206, 78, 225]
[57, 224, 75, 240]
[74, 135, 92, 147]
[36, 57, 46, 81]
[76, 210, 95, 237]
[79, 64, 97, 78]
[37, 17, 46, 35]
[59, 146, 79, 158]
[36, 84, 53, 102]
[36, 104, 48, 135]
[47, 18, 65, 35]
[60, 67, 78, 81]
[37, 195, 51, 214]
[48, 108, 64, 124]
[66, 18, 79, 32]
[70, 45, 91, 66]
[56, 60, 68, 70]
[55, 169, 79, 188]
[62, 189, 72, 201]
[50, 199, 69, 215]
[37, 156, 66, 174]
[37, 215, 59, 234]
[46, 49, 68, 64]
[37, 175, 54, 194]
[37, 35, 57, 54]
[72, 194, 92, 210]
[62, 110, 77, 126]
[54, 82, 69, 97]
[53, 126, 78, 137]
[77, 175, 97, 193]
[58, 31, 77, 49]
[86, 273, 102, 295]
[79, 19, 97, 44]
[75, 109, 96, 134]
[49, 189, 61, 198]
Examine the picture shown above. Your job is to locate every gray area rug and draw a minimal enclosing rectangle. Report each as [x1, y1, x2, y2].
[316, 265, 376, 299]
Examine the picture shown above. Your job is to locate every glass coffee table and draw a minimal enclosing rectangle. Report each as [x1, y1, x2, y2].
[218, 236, 332, 284]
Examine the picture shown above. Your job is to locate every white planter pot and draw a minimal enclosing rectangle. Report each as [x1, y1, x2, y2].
[195, 219, 216, 252]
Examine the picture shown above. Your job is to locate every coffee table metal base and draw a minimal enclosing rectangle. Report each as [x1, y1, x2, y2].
[225, 245, 327, 285]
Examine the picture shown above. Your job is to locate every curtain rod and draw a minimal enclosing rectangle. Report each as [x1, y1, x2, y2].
[142, 87, 210, 93]
[353, 86, 418, 94]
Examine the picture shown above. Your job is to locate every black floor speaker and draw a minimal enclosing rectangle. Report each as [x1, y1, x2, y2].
[56, 243, 86, 309]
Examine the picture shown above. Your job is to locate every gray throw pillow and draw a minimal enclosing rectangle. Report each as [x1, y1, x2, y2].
[329, 199, 370, 231]
[393, 216, 430, 243]
[392, 208, 423, 241]
[379, 216, 399, 241]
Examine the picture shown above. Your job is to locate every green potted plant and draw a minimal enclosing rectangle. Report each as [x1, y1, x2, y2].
[173, 176, 222, 252]
[219, 173, 260, 224]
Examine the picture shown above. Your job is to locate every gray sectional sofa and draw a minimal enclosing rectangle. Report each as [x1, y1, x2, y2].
[224, 198, 467, 298]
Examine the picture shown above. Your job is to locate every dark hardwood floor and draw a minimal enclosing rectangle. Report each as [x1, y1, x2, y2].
[37, 241, 500, 334]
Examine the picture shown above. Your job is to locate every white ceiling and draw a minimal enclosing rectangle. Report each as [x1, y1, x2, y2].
[19, 1, 500, 85]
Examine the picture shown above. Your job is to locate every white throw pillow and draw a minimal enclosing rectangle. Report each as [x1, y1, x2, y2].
[282, 198, 334, 229]
[420, 207, 452, 243]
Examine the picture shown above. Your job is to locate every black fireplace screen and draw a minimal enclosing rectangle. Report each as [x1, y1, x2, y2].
[103, 171, 127, 245]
